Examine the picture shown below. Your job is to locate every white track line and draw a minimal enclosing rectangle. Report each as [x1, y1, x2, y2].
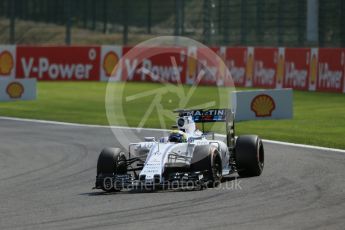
[1, 116, 344, 153]
[261, 139, 345, 153]
[0, 116, 166, 132]
[214, 134, 345, 153]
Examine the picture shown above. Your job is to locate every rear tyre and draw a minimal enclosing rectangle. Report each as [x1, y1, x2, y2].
[97, 148, 127, 192]
[235, 135, 264, 177]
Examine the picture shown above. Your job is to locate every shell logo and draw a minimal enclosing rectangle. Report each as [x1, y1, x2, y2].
[0, 51, 14, 75]
[251, 94, 276, 117]
[6, 82, 24, 99]
[103, 51, 119, 77]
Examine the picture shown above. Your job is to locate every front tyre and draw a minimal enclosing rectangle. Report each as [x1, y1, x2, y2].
[235, 135, 264, 177]
[206, 150, 222, 188]
[96, 148, 127, 192]
[190, 146, 222, 188]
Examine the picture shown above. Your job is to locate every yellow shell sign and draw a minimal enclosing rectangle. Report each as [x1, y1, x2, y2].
[245, 52, 254, 81]
[251, 94, 276, 117]
[187, 55, 197, 79]
[0, 51, 14, 75]
[277, 54, 284, 83]
[310, 54, 317, 85]
[6, 82, 24, 99]
[103, 51, 119, 77]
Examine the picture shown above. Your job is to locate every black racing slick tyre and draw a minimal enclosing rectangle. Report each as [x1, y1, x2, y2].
[97, 148, 127, 192]
[235, 135, 264, 177]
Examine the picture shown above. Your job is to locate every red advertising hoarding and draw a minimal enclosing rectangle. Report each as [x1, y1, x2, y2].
[317, 48, 344, 93]
[253, 48, 278, 88]
[121, 46, 187, 84]
[283, 48, 310, 91]
[195, 47, 221, 86]
[6, 45, 345, 94]
[16, 46, 100, 81]
[225, 47, 247, 87]
[186, 47, 233, 86]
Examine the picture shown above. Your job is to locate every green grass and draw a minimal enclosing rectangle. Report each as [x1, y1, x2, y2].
[0, 82, 345, 149]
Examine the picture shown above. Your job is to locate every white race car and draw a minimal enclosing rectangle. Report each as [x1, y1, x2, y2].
[94, 109, 264, 192]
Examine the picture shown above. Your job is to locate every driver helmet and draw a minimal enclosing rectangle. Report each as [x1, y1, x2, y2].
[168, 130, 187, 143]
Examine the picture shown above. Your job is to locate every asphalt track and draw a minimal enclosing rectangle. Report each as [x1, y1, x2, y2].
[0, 118, 344, 230]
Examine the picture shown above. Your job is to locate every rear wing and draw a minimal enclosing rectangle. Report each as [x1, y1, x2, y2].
[174, 109, 231, 123]
[174, 109, 235, 150]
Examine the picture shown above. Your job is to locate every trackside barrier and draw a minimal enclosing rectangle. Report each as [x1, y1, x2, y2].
[0, 45, 344, 93]
[15, 46, 100, 81]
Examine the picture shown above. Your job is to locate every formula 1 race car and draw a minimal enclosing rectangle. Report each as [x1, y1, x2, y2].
[94, 109, 264, 192]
